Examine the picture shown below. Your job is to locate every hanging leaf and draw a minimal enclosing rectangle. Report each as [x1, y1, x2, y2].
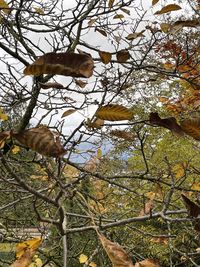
[180, 117, 200, 140]
[108, 0, 115, 8]
[75, 79, 87, 88]
[39, 82, 64, 89]
[95, 104, 133, 121]
[116, 50, 130, 63]
[79, 254, 88, 263]
[149, 112, 184, 135]
[0, 0, 10, 14]
[34, 7, 44, 14]
[87, 118, 104, 129]
[181, 194, 200, 232]
[110, 130, 135, 140]
[98, 233, 134, 267]
[11, 238, 42, 267]
[154, 4, 182, 15]
[95, 27, 107, 37]
[120, 7, 130, 15]
[13, 126, 66, 157]
[99, 51, 112, 64]
[139, 199, 154, 216]
[160, 23, 171, 33]
[24, 52, 94, 78]
[135, 259, 160, 267]
[126, 30, 145, 40]
[88, 18, 97, 27]
[152, 0, 159, 6]
[61, 109, 77, 118]
[113, 14, 124, 19]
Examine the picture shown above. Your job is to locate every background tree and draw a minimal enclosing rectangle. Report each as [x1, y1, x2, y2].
[0, 0, 199, 266]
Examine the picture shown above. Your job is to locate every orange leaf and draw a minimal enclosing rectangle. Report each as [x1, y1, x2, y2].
[180, 117, 200, 140]
[24, 52, 94, 78]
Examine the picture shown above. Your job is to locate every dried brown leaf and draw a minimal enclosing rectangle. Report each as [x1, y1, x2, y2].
[139, 199, 154, 216]
[181, 194, 200, 232]
[116, 50, 130, 63]
[152, 0, 159, 6]
[88, 18, 97, 27]
[98, 233, 134, 267]
[149, 112, 184, 135]
[13, 126, 66, 157]
[154, 4, 181, 15]
[126, 30, 145, 40]
[61, 109, 76, 118]
[135, 259, 160, 267]
[99, 51, 112, 64]
[24, 52, 94, 78]
[113, 14, 124, 19]
[108, 0, 115, 8]
[39, 82, 64, 89]
[95, 27, 107, 37]
[75, 79, 87, 88]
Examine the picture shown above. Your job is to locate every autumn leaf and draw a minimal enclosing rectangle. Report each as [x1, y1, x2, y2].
[95, 27, 107, 37]
[152, 0, 159, 6]
[181, 194, 200, 232]
[150, 237, 168, 245]
[172, 163, 186, 179]
[180, 117, 200, 140]
[23, 52, 94, 78]
[95, 104, 133, 121]
[79, 253, 88, 263]
[34, 7, 44, 14]
[89, 262, 97, 267]
[75, 79, 87, 88]
[28, 255, 43, 267]
[98, 233, 134, 267]
[86, 118, 104, 129]
[120, 7, 130, 15]
[12, 145, 20, 154]
[113, 14, 124, 19]
[88, 18, 97, 27]
[0, 107, 8, 121]
[191, 182, 200, 191]
[99, 51, 112, 64]
[160, 23, 171, 33]
[108, 0, 115, 8]
[149, 112, 184, 135]
[0, 131, 11, 148]
[11, 238, 42, 267]
[154, 4, 182, 15]
[13, 126, 66, 157]
[116, 50, 130, 63]
[126, 30, 145, 40]
[39, 82, 64, 89]
[139, 199, 153, 216]
[0, 0, 10, 14]
[110, 130, 135, 140]
[135, 259, 160, 267]
[61, 109, 77, 118]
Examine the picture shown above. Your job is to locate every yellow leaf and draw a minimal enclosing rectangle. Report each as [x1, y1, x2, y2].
[34, 7, 44, 14]
[28, 255, 43, 267]
[16, 238, 42, 259]
[145, 191, 156, 200]
[0, 0, 10, 14]
[97, 148, 102, 159]
[0, 108, 8, 121]
[108, 0, 115, 8]
[152, 0, 159, 5]
[154, 4, 182, 15]
[12, 145, 20, 154]
[79, 254, 88, 263]
[61, 109, 76, 118]
[160, 23, 171, 33]
[99, 51, 112, 64]
[89, 262, 97, 267]
[113, 14, 124, 19]
[191, 182, 200, 191]
[172, 163, 185, 179]
[95, 104, 133, 121]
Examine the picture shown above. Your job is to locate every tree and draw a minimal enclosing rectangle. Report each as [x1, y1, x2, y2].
[0, 0, 199, 266]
